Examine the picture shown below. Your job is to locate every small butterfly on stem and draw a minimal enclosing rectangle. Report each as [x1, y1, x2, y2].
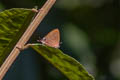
[37, 28, 60, 48]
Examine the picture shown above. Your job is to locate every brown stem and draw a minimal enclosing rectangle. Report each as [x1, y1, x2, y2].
[0, 0, 56, 79]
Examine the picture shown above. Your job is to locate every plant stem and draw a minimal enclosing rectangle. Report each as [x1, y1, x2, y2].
[0, 0, 56, 79]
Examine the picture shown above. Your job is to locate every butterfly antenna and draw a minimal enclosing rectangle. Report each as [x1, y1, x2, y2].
[34, 6, 38, 9]
[36, 37, 41, 42]
[39, 36, 41, 39]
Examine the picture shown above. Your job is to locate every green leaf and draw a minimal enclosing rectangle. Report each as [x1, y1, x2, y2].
[31, 44, 94, 80]
[0, 8, 36, 66]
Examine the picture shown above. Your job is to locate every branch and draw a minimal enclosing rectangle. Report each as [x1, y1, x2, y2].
[0, 0, 56, 79]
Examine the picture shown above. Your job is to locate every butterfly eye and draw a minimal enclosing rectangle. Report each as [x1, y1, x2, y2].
[42, 38, 46, 41]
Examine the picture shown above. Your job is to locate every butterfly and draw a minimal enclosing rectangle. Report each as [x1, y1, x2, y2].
[37, 28, 60, 48]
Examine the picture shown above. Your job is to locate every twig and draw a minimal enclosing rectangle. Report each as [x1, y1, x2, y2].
[0, 0, 56, 79]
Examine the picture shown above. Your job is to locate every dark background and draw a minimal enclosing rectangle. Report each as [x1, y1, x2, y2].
[0, 0, 120, 80]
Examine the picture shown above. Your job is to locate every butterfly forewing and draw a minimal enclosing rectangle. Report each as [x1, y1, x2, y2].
[40, 29, 60, 48]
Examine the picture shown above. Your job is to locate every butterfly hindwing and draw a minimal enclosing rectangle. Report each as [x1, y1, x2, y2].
[40, 29, 60, 48]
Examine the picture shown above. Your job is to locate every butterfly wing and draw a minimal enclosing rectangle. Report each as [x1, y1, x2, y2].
[41, 29, 60, 48]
